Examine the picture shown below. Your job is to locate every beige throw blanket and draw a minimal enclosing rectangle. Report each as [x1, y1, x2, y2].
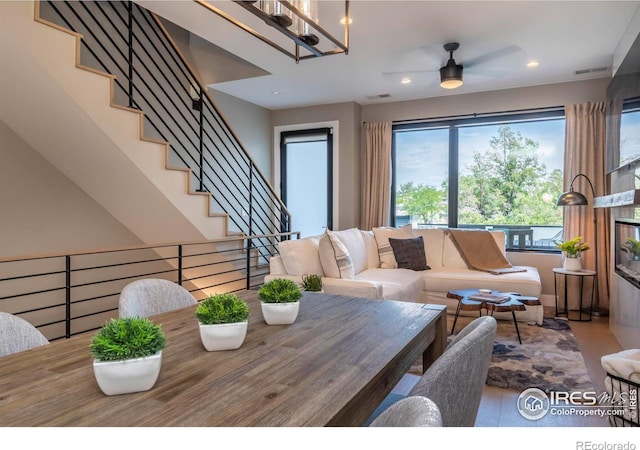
[446, 229, 526, 275]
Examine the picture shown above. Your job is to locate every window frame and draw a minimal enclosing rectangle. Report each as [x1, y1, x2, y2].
[391, 107, 566, 253]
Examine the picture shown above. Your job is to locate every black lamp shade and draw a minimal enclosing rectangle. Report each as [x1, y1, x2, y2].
[556, 190, 588, 206]
[439, 59, 463, 89]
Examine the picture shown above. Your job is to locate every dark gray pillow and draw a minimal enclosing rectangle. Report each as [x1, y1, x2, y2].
[388, 236, 430, 271]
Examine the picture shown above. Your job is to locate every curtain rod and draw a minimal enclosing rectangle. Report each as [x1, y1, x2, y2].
[363, 105, 564, 126]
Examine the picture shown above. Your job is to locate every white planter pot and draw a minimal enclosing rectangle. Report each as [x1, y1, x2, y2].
[93, 351, 162, 396]
[563, 256, 582, 272]
[261, 301, 300, 325]
[198, 321, 248, 351]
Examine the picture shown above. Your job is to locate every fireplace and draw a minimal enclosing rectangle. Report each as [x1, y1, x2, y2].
[615, 218, 640, 289]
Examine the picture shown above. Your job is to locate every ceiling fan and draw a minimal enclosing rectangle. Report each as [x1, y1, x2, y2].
[439, 42, 463, 89]
[382, 42, 522, 89]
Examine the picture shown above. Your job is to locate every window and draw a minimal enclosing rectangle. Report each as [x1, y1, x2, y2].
[619, 101, 640, 167]
[392, 110, 565, 251]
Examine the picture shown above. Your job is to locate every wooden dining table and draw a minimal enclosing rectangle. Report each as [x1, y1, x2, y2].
[0, 291, 447, 426]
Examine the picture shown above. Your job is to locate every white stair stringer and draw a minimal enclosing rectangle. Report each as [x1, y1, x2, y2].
[0, 1, 234, 246]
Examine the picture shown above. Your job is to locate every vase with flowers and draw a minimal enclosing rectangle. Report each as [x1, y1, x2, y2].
[555, 236, 590, 272]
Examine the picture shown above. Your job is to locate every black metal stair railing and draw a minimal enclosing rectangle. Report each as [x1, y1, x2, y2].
[37, 0, 292, 260]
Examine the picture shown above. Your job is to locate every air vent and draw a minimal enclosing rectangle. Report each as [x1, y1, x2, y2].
[575, 66, 609, 75]
[366, 93, 391, 100]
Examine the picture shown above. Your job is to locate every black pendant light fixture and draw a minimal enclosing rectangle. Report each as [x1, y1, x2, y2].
[440, 42, 463, 89]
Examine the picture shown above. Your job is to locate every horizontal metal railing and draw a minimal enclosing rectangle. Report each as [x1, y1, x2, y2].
[0, 232, 299, 342]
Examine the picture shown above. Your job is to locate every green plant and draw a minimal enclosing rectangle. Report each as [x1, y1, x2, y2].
[301, 274, 323, 292]
[555, 236, 590, 258]
[622, 237, 640, 260]
[90, 317, 165, 362]
[258, 278, 302, 303]
[195, 293, 249, 325]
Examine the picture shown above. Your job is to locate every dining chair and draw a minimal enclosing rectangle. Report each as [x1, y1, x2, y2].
[369, 396, 443, 427]
[119, 278, 197, 318]
[408, 315, 497, 427]
[0, 312, 49, 357]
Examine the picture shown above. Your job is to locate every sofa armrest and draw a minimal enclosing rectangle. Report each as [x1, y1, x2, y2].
[269, 255, 287, 275]
[322, 278, 384, 299]
[263, 274, 384, 300]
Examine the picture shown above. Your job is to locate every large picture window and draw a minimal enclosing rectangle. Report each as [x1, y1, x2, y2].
[392, 110, 565, 251]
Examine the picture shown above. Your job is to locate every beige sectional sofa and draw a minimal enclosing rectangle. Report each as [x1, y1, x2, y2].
[265, 227, 543, 325]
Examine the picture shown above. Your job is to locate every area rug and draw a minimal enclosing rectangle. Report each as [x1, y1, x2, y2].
[410, 316, 594, 393]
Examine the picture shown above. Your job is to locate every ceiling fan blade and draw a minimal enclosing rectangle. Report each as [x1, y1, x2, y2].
[464, 45, 522, 68]
[464, 67, 508, 78]
[381, 45, 442, 76]
[382, 68, 437, 77]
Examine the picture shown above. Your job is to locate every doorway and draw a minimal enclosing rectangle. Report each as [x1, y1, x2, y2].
[280, 128, 333, 237]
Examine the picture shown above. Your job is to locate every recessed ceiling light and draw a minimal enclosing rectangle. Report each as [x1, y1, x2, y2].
[527, 60, 539, 68]
[401, 77, 411, 84]
[271, 90, 281, 95]
[340, 16, 353, 25]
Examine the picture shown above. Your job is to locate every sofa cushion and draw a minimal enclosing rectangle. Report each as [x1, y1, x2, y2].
[420, 266, 541, 297]
[319, 231, 355, 279]
[372, 224, 413, 268]
[389, 236, 430, 271]
[411, 228, 445, 270]
[279, 236, 324, 277]
[355, 268, 424, 302]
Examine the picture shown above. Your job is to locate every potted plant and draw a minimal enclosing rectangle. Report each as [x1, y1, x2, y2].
[258, 278, 302, 325]
[90, 316, 165, 396]
[555, 236, 590, 271]
[621, 237, 640, 272]
[301, 274, 323, 293]
[195, 293, 249, 351]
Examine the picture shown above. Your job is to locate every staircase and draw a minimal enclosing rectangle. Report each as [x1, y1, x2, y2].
[0, 1, 290, 257]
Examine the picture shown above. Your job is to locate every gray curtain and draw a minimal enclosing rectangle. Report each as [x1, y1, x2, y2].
[361, 122, 392, 230]
[563, 102, 610, 310]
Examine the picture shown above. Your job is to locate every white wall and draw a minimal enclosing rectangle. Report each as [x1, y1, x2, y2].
[209, 88, 273, 182]
[0, 121, 142, 257]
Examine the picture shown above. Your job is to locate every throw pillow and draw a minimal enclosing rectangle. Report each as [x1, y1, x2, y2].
[372, 224, 413, 268]
[328, 228, 368, 275]
[318, 230, 355, 279]
[278, 236, 325, 276]
[388, 236, 431, 271]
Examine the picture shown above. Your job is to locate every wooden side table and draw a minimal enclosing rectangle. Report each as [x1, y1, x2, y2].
[553, 268, 596, 322]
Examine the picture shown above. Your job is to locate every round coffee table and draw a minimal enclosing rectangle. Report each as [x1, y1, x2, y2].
[447, 289, 541, 344]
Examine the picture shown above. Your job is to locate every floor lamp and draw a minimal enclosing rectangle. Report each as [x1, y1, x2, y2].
[556, 173, 608, 317]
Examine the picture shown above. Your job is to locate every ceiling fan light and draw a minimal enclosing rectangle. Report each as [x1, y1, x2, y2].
[440, 77, 463, 89]
[439, 60, 463, 89]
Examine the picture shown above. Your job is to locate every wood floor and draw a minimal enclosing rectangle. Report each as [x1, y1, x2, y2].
[391, 307, 624, 427]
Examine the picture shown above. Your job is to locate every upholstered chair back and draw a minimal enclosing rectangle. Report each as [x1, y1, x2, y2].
[409, 315, 497, 427]
[119, 278, 197, 318]
[369, 396, 443, 427]
[0, 312, 49, 357]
